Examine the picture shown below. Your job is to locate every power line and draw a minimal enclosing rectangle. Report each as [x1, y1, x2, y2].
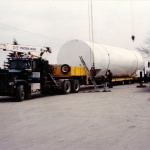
[0, 22, 66, 42]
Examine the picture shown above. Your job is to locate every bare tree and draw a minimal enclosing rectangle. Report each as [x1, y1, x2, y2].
[137, 33, 150, 59]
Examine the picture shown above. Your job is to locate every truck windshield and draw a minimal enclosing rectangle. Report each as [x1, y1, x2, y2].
[9, 60, 31, 70]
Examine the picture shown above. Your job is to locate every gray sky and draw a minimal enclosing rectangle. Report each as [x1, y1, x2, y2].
[0, 0, 150, 66]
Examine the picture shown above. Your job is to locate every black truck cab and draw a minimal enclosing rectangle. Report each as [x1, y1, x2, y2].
[0, 57, 56, 101]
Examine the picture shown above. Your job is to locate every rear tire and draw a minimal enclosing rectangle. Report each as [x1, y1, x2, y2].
[121, 81, 125, 85]
[72, 80, 80, 93]
[63, 80, 71, 94]
[16, 85, 25, 102]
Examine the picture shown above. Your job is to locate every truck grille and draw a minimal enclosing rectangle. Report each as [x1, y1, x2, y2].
[0, 73, 7, 89]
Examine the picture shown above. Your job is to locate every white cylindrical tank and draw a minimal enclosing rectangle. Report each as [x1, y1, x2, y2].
[57, 40, 144, 78]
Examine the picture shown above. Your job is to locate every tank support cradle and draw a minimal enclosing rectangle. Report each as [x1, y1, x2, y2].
[82, 89, 101, 93]
[136, 81, 146, 88]
[102, 90, 111, 92]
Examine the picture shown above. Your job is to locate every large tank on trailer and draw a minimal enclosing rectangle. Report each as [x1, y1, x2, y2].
[57, 40, 144, 78]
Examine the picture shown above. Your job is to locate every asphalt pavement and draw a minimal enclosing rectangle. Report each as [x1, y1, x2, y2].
[0, 83, 150, 150]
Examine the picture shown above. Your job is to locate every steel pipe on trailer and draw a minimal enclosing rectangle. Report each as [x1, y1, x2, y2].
[57, 39, 144, 78]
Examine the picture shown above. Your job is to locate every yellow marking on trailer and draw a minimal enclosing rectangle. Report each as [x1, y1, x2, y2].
[112, 77, 133, 82]
[52, 65, 87, 77]
[52, 65, 89, 85]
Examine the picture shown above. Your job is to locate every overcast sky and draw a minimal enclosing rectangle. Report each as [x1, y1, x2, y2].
[0, 0, 150, 66]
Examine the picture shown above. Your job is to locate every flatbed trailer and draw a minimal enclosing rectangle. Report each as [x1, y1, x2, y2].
[0, 42, 141, 102]
[112, 77, 135, 84]
[51, 64, 89, 94]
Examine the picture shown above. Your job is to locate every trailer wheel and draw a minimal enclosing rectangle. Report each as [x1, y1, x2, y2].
[72, 80, 80, 93]
[121, 81, 125, 85]
[63, 80, 71, 94]
[61, 64, 70, 74]
[16, 85, 25, 102]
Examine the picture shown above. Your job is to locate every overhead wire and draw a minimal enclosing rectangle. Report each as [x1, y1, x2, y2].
[90, 0, 95, 67]
[88, 0, 95, 67]
[130, 0, 135, 42]
[88, 0, 92, 66]
[0, 22, 66, 42]
[130, 0, 134, 35]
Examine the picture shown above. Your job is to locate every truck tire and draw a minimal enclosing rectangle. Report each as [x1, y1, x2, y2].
[121, 81, 125, 85]
[16, 85, 25, 102]
[72, 80, 80, 93]
[61, 64, 70, 74]
[63, 80, 71, 94]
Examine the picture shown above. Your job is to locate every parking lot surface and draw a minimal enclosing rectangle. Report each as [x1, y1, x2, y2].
[0, 83, 150, 150]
